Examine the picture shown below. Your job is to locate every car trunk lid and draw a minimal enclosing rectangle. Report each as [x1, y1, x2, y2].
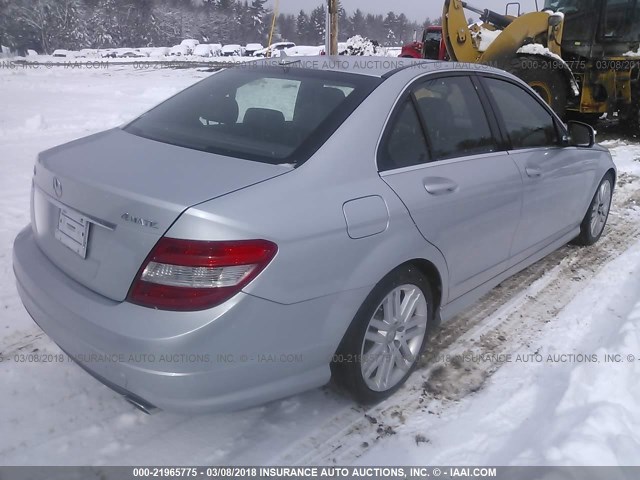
[31, 128, 290, 302]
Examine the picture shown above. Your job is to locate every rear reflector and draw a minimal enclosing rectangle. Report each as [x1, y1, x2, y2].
[127, 238, 277, 311]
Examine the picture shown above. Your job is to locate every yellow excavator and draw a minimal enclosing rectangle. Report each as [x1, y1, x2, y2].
[443, 0, 640, 126]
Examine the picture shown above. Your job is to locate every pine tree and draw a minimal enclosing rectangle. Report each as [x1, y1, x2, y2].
[9, 0, 87, 53]
[277, 13, 296, 43]
[88, 0, 122, 48]
[350, 9, 366, 38]
[249, 0, 266, 35]
[337, 2, 349, 41]
[0, 0, 430, 54]
[309, 5, 325, 45]
[396, 13, 409, 44]
[384, 12, 397, 46]
[296, 10, 310, 44]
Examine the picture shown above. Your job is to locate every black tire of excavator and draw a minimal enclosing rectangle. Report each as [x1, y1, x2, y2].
[565, 111, 602, 126]
[508, 55, 568, 120]
[623, 78, 640, 134]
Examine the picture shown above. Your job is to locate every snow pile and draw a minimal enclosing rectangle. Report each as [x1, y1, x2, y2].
[624, 47, 640, 57]
[517, 43, 580, 96]
[148, 47, 171, 57]
[471, 24, 501, 52]
[384, 47, 402, 57]
[180, 39, 200, 51]
[344, 35, 385, 56]
[355, 232, 640, 466]
[543, 10, 565, 19]
[541, 301, 640, 465]
[517, 43, 564, 63]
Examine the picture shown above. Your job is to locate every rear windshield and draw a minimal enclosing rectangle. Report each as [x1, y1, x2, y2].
[125, 66, 381, 165]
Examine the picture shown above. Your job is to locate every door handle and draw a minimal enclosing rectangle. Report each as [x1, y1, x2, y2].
[424, 178, 458, 196]
[526, 167, 543, 178]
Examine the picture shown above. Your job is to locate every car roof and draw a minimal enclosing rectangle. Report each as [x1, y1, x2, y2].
[249, 56, 507, 79]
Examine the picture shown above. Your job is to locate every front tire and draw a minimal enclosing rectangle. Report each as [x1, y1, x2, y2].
[575, 173, 614, 246]
[331, 266, 433, 404]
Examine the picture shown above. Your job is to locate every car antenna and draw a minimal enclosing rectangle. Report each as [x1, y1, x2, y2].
[278, 52, 301, 67]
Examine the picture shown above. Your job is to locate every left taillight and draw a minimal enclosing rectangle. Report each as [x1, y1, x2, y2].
[127, 238, 278, 311]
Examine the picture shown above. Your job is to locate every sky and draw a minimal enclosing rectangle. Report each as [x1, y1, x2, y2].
[265, 0, 543, 23]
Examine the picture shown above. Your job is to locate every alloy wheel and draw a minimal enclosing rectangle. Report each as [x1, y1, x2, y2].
[590, 179, 612, 238]
[360, 284, 428, 392]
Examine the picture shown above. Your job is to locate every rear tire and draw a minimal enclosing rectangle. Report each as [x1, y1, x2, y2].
[509, 55, 568, 118]
[574, 173, 614, 246]
[331, 265, 433, 404]
[622, 79, 640, 133]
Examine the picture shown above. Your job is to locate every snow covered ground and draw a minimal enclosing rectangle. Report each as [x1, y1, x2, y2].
[1, 66, 640, 466]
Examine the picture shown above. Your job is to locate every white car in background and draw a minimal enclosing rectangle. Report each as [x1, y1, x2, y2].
[209, 44, 223, 56]
[221, 44, 243, 57]
[149, 47, 171, 57]
[115, 48, 146, 58]
[52, 49, 72, 58]
[253, 42, 296, 57]
[180, 39, 200, 54]
[76, 49, 98, 58]
[193, 44, 214, 57]
[169, 45, 190, 56]
[284, 45, 324, 56]
[244, 43, 264, 56]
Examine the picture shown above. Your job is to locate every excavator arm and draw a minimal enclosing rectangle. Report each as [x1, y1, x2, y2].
[443, 0, 483, 62]
[442, 0, 559, 66]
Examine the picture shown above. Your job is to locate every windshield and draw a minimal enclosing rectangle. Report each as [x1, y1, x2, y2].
[125, 66, 381, 165]
[424, 31, 442, 42]
[544, 0, 596, 13]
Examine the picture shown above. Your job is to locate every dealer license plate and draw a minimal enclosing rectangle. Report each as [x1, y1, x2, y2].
[55, 206, 91, 258]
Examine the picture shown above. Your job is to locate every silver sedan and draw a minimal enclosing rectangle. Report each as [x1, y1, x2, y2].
[13, 57, 615, 413]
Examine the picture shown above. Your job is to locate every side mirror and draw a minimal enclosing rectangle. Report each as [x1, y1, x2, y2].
[567, 121, 595, 148]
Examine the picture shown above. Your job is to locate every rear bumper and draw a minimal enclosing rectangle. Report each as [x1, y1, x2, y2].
[13, 226, 366, 413]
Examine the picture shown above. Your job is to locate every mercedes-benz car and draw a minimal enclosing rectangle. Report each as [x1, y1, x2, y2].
[13, 57, 615, 413]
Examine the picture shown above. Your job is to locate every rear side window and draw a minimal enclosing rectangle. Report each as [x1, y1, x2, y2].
[483, 77, 560, 149]
[125, 67, 380, 165]
[413, 76, 497, 160]
[379, 100, 430, 171]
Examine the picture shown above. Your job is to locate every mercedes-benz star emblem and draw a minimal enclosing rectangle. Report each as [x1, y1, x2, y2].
[53, 177, 63, 198]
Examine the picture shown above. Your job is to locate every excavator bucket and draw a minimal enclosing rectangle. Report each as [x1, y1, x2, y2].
[481, 12, 551, 68]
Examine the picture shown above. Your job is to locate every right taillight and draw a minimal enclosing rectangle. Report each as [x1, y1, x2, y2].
[127, 238, 277, 311]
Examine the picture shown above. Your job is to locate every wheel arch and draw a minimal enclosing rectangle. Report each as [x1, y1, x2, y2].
[606, 167, 617, 188]
[404, 258, 443, 327]
[332, 255, 446, 357]
[512, 53, 579, 109]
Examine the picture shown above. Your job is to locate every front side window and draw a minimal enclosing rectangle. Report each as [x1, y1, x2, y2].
[544, 0, 598, 42]
[413, 76, 497, 160]
[483, 78, 560, 150]
[601, 0, 639, 40]
[125, 67, 380, 165]
[544, 0, 596, 14]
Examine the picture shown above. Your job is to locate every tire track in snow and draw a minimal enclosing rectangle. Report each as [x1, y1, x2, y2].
[273, 182, 640, 466]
